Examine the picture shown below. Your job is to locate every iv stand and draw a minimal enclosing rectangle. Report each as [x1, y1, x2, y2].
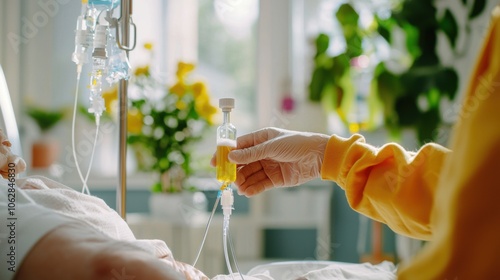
[115, 0, 136, 220]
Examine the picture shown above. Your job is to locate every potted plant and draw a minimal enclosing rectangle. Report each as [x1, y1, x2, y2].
[309, 0, 487, 144]
[127, 44, 218, 222]
[308, 0, 489, 263]
[26, 107, 65, 168]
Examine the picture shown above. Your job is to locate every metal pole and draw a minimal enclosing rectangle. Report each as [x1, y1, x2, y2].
[117, 0, 133, 220]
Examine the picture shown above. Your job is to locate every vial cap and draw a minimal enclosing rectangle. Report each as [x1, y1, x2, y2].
[219, 98, 235, 111]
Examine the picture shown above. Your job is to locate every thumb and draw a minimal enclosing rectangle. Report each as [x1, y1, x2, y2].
[228, 143, 269, 164]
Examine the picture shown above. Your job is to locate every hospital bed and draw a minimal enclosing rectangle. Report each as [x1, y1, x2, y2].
[1, 63, 398, 279]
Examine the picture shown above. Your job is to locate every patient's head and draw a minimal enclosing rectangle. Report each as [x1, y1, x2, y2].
[0, 128, 26, 178]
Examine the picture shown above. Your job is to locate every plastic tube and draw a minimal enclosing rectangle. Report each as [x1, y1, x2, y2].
[223, 216, 235, 279]
[82, 122, 100, 194]
[228, 228, 245, 279]
[192, 195, 220, 267]
[221, 187, 245, 279]
[71, 73, 89, 194]
[71, 70, 100, 195]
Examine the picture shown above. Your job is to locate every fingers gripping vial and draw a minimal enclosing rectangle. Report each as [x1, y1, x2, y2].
[216, 98, 237, 189]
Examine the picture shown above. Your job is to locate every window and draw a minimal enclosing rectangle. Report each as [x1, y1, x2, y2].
[131, 0, 259, 177]
[197, 0, 259, 134]
[132, 0, 259, 135]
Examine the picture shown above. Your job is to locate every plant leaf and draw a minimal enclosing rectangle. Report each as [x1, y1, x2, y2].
[309, 67, 328, 102]
[336, 3, 359, 27]
[375, 65, 405, 132]
[345, 32, 363, 58]
[439, 9, 458, 49]
[26, 107, 65, 132]
[402, 23, 421, 60]
[426, 88, 441, 109]
[376, 16, 395, 43]
[395, 95, 420, 126]
[469, 0, 486, 19]
[417, 107, 440, 144]
[435, 68, 459, 100]
[315, 33, 330, 56]
[401, 69, 431, 97]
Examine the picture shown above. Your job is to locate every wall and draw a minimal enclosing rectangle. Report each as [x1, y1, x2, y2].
[0, 1, 22, 116]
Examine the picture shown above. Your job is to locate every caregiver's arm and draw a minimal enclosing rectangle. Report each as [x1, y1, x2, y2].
[228, 127, 450, 240]
[321, 134, 450, 240]
[16, 223, 184, 280]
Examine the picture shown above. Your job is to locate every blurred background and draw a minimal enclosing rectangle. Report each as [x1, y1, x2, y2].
[0, 0, 497, 277]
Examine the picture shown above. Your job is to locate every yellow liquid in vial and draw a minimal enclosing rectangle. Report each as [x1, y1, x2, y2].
[216, 145, 236, 184]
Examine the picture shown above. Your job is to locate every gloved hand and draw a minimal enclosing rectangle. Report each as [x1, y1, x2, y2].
[228, 127, 330, 197]
[0, 129, 26, 178]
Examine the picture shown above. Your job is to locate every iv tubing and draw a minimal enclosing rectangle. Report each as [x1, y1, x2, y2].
[223, 218, 235, 279]
[192, 195, 220, 267]
[72, 69, 101, 195]
[82, 120, 100, 194]
[71, 70, 90, 194]
[228, 228, 244, 279]
[221, 187, 244, 279]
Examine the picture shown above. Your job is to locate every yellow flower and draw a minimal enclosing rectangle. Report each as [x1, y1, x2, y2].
[102, 86, 118, 113]
[192, 81, 207, 98]
[144, 42, 153, 51]
[134, 65, 150, 77]
[170, 82, 187, 97]
[176, 62, 195, 80]
[195, 97, 217, 124]
[127, 107, 143, 134]
[191, 81, 217, 123]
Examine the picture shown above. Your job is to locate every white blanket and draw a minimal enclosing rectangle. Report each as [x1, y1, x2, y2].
[17, 176, 397, 279]
[213, 261, 397, 280]
[16, 176, 172, 260]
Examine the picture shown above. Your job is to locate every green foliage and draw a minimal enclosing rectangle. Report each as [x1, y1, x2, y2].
[127, 94, 203, 177]
[26, 107, 65, 133]
[469, 0, 487, 19]
[309, 0, 487, 144]
[127, 59, 217, 193]
[308, 3, 366, 124]
[440, 9, 459, 49]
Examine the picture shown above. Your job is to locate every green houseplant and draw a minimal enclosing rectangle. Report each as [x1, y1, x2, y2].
[26, 107, 65, 168]
[309, 0, 488, 144]
[27, 107, 65, 134]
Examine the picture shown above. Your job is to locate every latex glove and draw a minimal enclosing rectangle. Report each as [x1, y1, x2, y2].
[228, 127, 330, 196]
[0, 128, 26, 178]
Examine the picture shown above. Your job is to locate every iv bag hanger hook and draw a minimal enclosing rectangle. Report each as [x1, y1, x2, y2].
[106, 1, 137, 51]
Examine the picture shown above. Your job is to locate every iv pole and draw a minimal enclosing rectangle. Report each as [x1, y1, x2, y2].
[115, 0, 135, 220]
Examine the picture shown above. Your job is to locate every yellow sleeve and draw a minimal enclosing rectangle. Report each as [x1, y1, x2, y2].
[398, 7, 500, 280]
[321, 134, 450, 240]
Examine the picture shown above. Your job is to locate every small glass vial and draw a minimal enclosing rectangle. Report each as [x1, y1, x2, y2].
[216, 98, 237, 187]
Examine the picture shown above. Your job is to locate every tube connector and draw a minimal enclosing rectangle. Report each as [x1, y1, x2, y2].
[221, 187, 234, 217]
[92, 25, 108, 58]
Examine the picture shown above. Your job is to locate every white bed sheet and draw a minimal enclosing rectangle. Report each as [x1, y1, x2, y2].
[213, 260, 397, 280]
